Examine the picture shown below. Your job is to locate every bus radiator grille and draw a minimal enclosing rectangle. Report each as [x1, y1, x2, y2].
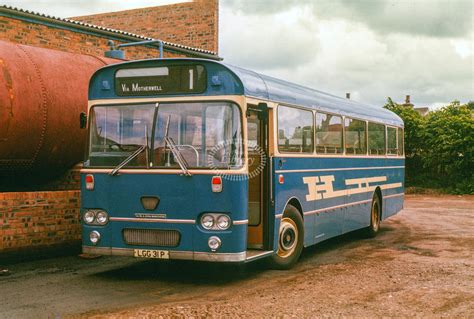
[122, 228, 181, 247]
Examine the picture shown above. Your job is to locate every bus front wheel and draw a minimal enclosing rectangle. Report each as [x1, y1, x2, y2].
[363, 194, 381, 238]
[269, 204, 304, 270]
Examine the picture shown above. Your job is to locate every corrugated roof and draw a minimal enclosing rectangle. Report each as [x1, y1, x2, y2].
[0, 5, 220, 58]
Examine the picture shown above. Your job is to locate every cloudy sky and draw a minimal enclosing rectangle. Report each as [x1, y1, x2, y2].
[2, 0, 473, 108]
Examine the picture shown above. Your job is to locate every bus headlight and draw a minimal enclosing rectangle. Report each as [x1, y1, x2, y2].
[83, 210, 108, 225]
[96, 211, 109, 225]
[216, 215, 231, 230]
[201, 213, 232, 230]
[201, 214, 215, 229]
[89, 231, 101, 245]
[83, 210, 96, 224]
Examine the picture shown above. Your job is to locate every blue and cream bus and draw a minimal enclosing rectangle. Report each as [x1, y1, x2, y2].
[81, 58, 404, 269]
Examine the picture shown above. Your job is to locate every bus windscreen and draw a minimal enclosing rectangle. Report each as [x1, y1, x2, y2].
[86, 102, 243, 169]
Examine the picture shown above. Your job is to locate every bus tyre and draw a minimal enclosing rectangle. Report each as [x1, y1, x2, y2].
[269, 204, 304, 270]
[364, 194, 381, 238]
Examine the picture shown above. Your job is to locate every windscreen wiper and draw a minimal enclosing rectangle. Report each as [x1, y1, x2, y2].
[109, 145, 146, 176]
[164, 115, 192, 176]
[110, 126, 150, 176]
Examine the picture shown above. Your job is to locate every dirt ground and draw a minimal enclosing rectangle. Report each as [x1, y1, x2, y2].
[80, 195, 474, 318]
[1, 195, 473, 318]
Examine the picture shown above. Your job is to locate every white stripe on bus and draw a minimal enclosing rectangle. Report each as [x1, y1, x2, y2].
[303, 199, 373, 216]
[383, 193, 405, 199]
[275, 166, 405, 174]
[233, 219, 249, 225]
[273, 192, 405, 218]
[109, 217, 250, 225]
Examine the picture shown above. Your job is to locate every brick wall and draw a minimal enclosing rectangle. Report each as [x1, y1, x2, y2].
[72, 0, 219, 53]
[0, 15, 186, 60]
[0, 191, 81, 254]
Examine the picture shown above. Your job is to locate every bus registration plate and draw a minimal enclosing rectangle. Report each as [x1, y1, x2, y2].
[134, 249, 169, 259]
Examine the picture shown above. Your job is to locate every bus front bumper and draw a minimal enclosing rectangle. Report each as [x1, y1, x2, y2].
[82, 245, 247, 262]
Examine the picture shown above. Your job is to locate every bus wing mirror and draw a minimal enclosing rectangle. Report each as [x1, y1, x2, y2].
[79, 112, 87, 129]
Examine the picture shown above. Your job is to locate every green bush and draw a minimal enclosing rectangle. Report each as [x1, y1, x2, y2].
[384, 99, 474, 194]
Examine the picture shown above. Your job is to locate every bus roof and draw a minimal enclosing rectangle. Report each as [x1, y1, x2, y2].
[89, 58, 403, 126]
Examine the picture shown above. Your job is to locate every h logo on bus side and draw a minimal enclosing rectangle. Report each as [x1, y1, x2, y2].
[303, 175, 401, 201]
[303, 175, 346, 201]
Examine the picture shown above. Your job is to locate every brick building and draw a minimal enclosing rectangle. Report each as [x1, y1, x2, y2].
[0, 1, 219, 60]
[0, 1, 219, 258]
[71, 0, 218, 53]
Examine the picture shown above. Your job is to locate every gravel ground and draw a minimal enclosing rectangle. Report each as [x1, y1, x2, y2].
[78, 195, 474, 318]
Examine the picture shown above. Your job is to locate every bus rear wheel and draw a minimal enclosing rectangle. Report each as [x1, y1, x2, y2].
[269, 204, 304, 270]
[363, 194, 381, 238]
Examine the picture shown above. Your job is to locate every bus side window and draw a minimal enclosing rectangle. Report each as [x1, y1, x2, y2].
[398, 127, 404, 156]
[368, 122, 386, 155]
[344, 118, 367, 155]
[387, 126, 398, 155]
[277, 106, 314, 153]
[315, 112, 343, 154]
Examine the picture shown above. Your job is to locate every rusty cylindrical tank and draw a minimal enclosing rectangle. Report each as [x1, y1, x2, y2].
[0, 40, 118, 181]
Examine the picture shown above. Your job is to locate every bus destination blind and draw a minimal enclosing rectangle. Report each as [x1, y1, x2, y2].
[115, 65, 206, 96]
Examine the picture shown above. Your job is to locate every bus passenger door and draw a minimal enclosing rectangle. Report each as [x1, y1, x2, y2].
[246, 105, 268, 249]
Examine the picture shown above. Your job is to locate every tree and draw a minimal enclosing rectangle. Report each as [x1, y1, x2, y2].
[384, 98, 474, 193]
[467, 101, 474, 111]
[423, 101, 474, 192]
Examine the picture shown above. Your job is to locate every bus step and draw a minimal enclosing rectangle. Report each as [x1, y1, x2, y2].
[245, 249, 274, 262]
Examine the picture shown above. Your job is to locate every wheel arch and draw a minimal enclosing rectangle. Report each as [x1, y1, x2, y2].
[285, 197, 304, 220]
[270, 196, 305, 269]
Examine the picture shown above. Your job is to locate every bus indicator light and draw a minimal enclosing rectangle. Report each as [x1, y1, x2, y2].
[279, 174, 284, 184]
[211, 176, 222, 193]
[85, 174, 94, 190]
